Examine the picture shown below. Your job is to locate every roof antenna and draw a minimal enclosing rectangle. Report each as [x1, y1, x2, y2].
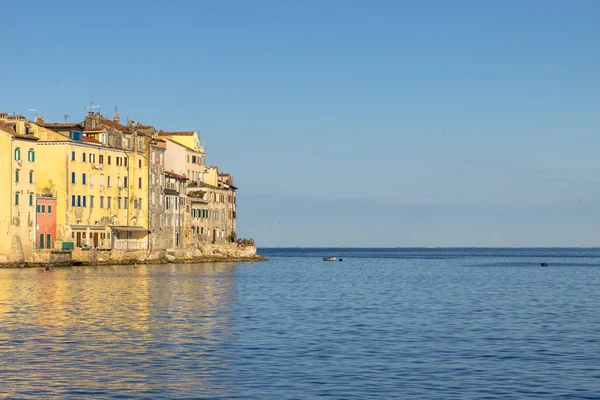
[29, 108, 38, 122]
[64, 114, 70, 123]
[86, 101, 100, 113]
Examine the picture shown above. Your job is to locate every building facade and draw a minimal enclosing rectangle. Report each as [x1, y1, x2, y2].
[0, 109, 242, 262]
[36, 197, 57, 249]
[0, 117, 39, 262]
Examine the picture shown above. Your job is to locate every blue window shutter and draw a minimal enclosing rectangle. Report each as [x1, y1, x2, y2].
[72, 195, 76, 206]
[72, 172, 76, 184]
[83, 196, 87, 208]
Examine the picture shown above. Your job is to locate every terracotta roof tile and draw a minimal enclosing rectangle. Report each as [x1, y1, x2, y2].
[159, 131, 196, 136]
[165, 170, 189, 180]
[98, 117, 129, 132]
[82, 136, 102, 144]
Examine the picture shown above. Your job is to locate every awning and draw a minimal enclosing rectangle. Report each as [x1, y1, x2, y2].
[110, 226, 150, 233]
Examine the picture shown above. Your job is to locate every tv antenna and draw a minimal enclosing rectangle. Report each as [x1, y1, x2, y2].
[85, 101, 101, 113]
[29, 108, 38, 121]
[64, 114, 71, 123]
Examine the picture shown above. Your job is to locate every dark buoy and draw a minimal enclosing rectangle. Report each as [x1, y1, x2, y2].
[339, 258, 343, 262]
[45, 266, 50, 271]
[540, 263, 549, 267]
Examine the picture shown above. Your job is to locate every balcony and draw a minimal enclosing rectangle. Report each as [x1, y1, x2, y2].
[113, 241, 149, 250]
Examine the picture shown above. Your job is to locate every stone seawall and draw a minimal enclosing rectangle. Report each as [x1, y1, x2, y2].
[0, 244, 265, 267]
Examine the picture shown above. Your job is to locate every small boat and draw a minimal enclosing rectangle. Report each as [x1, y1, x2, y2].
[323, 257, 337, 261]
[540, 263, 549, 267]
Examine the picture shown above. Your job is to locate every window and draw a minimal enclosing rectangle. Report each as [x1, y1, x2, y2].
[90, 154, 95, 163]
[72, 172, 76, 184]
[15, 169, 19, 183]
[138, 159, 142, 168]
[29, 170, 33, 184]
[36, 204, 41, 213]
[100, 174, 105, 186]
[82, 173, 86, 185]
[82, 153, 86, 162]
[118, 197, 122, 209]
[46, 234, 51, 248]
[107, 197, 112, 208]
[29, 194, 33, 206]
[15, 193, 19, 205]
[90, 196, 94, 208]
[124, 176, 128, 187]
[124, 157, 128, 167]
[28, 149, 35, 162]
[138, 177, 142, 189]
[48, 205, 52, 214]
[14, 148, 21, 160]
[108, 156, 111, 165]
[39, 233, 44, 249]
[90, 174, 94, 186]
[135, 198, 139, 209]
[82, 196, 87, 208]
[138, 138, 143, 151]
[77, 195, 81, 207]
[108, 176, 111, 187]
[100, 196, 104, 208]
[71, 151, 75, 161]
[99, 155, 104, 164]
[118, 176, 121, 188]
[138, 198, 142, 209]
[72, 195, 76, 206]
[124, 197, 128, 209]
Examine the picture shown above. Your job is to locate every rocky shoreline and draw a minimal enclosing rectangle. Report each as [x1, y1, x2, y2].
[0, 244, 266, 268]
[0, 254, 267, 268]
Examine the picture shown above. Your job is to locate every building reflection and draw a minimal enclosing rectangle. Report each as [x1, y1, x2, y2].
[0, 263, 239, 398]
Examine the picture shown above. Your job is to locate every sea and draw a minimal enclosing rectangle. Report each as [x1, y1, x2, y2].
[1, 248, 599, 399]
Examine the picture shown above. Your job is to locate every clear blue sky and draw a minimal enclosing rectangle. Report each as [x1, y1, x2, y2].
[3, 0, 600, 247]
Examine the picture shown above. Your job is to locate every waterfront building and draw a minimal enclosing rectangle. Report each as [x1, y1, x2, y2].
[36, 196, 57, 250]
[0, 117, 39, 262]
[0, 109, 242, 262]
[160, 131, 206, 184]
[191, 166, 237, 244]
[164, 171, 188, 248]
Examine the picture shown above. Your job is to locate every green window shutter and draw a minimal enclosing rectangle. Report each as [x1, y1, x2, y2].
[36, 204, 40, 213]
[15, 193, 19, 205]
[15, 170, 19, 182]
[29, 171, 33, 183]
[48, 205, 52, 213]
[29, 194, 33, 206]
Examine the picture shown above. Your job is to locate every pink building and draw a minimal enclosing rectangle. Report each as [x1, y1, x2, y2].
[36, 197, 57, 249]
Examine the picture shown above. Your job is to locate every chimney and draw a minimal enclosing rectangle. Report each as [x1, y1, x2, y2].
[128, 120, 134, 128]
[37, 117, 45, 125]
[114, 111, 120, 124]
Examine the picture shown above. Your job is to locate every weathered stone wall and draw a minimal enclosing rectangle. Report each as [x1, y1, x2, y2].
[149, 146, 171, 250]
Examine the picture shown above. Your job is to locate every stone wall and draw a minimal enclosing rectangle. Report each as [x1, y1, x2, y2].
[0, 242, 261, 267]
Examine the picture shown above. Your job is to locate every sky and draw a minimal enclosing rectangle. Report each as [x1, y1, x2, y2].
[2, 0, 600, 247]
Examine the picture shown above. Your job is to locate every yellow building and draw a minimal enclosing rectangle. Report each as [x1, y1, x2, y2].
[0, 116, 39, 262]
[26, 114, 152, 250]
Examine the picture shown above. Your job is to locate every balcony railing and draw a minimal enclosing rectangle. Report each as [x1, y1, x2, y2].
[113, 241, 149, 250]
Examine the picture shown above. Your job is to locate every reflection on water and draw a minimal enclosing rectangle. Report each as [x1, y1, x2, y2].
[0, 263, 238, 398]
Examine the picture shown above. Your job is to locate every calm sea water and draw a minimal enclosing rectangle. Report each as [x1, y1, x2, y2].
[1, 248, 600, 399]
